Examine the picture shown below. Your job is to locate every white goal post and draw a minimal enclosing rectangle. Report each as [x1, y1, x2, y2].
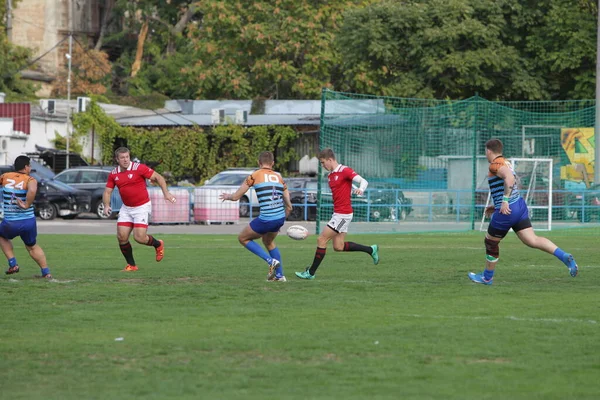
[479, 158, 553, 232]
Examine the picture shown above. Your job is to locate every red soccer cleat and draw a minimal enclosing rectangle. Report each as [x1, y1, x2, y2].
[122, 264, 138, 272]
[155, 240, 164, 262]
[5, 265, 19, 275]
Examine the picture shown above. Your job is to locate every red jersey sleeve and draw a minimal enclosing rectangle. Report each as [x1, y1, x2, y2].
[344, 167, 358, 181]
[138, 164, 155, 179]
[106, 173, 115, 188]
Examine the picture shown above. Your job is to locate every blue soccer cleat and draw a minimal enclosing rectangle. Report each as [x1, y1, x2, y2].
[468, 272, 493, 285]
[295, 268, 315, 280]
[562, 253, 578, 277]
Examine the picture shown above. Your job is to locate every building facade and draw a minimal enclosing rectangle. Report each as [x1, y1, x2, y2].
[10, 0, 114, 96]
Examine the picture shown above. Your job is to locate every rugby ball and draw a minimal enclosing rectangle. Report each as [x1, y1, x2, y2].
[287, 225, 309, 240]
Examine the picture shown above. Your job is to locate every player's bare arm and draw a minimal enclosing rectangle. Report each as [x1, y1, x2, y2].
[352, 175, 369, 196]
[15, 179, 37, 209]
[282, 189, 293, 217]
[496, 166, 514, 215]
[150, 171, 176, 203]
[220, 182, 250, 201]
[102, 186, 114, 216]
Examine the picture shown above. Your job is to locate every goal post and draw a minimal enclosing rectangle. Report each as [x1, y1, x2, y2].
[479, 158, 553, 232]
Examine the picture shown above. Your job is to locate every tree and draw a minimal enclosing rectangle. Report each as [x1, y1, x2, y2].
[336, 0, 544, 100]
[108, 0, 202, 89]
[167, 0, 375, 99]
[0, 1, 39, 101]
[522, 0, 597, 99]
[52, 42, 112, 96]
[335, 0, 597, 100]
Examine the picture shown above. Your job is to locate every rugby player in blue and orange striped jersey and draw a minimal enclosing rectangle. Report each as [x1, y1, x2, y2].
[468, 139, 578, 285]
[0, 156, 52, 279]
[220, 151, 292, 282]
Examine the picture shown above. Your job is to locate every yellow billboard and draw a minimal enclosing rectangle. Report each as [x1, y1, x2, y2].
[560, 128, 595, 185]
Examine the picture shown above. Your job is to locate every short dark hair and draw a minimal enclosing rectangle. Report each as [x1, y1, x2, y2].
[317, 148, 336, 160]
[485, 139, 503, 154]
[258, 151, 274, 165]
[114, 147, 130, 159]
[14, 155, 30, 171]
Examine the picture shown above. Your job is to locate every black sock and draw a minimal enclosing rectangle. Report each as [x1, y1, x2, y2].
[146, 235, 161, 248]
[309, 247, 327, 275]
[119, 242, 136, 266]
[343, 242, 373, 254]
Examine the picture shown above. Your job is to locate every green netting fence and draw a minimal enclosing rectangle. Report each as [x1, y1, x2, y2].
[317, 89, 599, 235]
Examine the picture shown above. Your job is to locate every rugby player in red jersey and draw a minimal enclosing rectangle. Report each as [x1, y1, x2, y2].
[102, 147, 176, 271]
[296, 148, 379, 280]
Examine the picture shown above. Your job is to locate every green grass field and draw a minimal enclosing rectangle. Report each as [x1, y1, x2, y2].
[1, 232, 599, 399]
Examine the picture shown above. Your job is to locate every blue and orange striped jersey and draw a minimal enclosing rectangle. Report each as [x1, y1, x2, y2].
[244, 168, 288, 221]
[0, 172, 36, 220]
[488, 156, 520, 208]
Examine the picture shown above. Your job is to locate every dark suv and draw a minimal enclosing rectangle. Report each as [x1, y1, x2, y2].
[53, 166, 121, 219]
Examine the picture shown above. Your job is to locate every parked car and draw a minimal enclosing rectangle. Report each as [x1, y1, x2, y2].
[566, 184, 600, 222]
[201, 168, 258, 217]
[54, 166, 120, 219]
[319, 181, 414, 222]
[354, 182, 414, 221]
[35, 179, 91, 220]
[286, 177, 318, 221]
[0, 165, 91, 220]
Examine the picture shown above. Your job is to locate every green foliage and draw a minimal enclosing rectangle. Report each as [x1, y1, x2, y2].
[51, 131, 83, 154]
[165, 0, 375, 99]
[72, 100, 298, 183]
[336, 0, 596, 100]
[0, 38, 39, 101]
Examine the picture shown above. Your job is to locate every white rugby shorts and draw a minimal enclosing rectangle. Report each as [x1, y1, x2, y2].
[327, 213, 353, 233]
[117, 201, 152, 228]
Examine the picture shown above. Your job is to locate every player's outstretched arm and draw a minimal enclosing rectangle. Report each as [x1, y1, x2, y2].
[150, 171, 176, 203]
[220, 183, 250, 202]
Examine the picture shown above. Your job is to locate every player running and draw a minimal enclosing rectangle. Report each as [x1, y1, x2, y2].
[295, 148, 379, 280]
[102, 147, 176, 271]
[1, 156, 52, 279]
[219, 151, 292, 282]
[468, 138, 578, 285]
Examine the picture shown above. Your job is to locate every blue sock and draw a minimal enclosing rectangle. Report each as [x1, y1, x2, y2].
[41, 267, 50, 276]
[245, 241, 272, 263]
[553, 248, 567, 264]
[483, 269, 495, 281]
[8, 257, 17, 267]
[269, 247, 283, 276]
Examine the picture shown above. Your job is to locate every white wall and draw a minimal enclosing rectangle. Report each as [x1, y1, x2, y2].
[0, 118, 68, 166]
[3, 118, 102, 166]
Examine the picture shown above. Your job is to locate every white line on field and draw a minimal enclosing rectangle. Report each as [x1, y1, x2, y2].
[400, 314, 597, 325]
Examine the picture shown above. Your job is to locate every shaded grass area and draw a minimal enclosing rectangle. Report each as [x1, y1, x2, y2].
[1, 233, 599, 399]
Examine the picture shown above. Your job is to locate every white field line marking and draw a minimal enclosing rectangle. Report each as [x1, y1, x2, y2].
[399, 314, 597, 325]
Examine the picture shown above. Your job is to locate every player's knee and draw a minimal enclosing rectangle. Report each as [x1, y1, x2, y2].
[133, 234, 146, 244]
[485, 237, 500, 262]
[333, 243, 344, 252]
